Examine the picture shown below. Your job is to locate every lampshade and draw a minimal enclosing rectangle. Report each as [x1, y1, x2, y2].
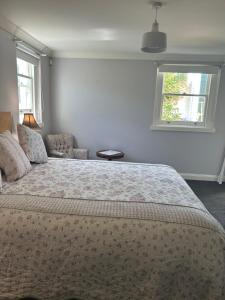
[141, 1, 167, 53]
[22, 113, 40, 129]
[141, 30, 167, 53]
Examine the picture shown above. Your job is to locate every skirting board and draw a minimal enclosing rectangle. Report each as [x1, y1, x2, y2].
[180, 173, 224, 182]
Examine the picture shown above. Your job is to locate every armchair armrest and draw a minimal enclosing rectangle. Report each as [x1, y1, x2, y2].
[49, 150, 66, 158]
[73, 148, 89, 160]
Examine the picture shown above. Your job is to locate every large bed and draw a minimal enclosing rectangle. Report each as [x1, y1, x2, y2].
[0, 158, 224, 300]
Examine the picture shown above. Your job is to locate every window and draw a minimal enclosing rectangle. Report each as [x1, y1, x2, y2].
[152, 64, 221, 132]
[17, 51, 41, 124]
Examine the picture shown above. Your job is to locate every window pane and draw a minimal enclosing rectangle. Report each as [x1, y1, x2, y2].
[162, 72, 211, 95]
[17, 58, 33, 77]
[18, 76, 33, 110]
[161, 95, 206, 122]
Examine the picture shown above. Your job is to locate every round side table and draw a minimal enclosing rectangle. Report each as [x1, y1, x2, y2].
[96, 150, 124, 161]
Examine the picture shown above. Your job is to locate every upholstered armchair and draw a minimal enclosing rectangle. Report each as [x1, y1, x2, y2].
[46, 133, 88, 160]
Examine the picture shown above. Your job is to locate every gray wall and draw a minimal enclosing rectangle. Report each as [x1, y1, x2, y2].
[50, 58, 225, 176]
[40, 56, 52, 135]
[0, 29, 51, 134]
[0, 29, 19, 130]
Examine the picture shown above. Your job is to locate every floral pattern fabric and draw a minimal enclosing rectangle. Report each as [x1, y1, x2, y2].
[3, 159, 204, 210]
[0, 131, 31, 181]
[17, 124, 48, 163]
[0, 159, 224, 300]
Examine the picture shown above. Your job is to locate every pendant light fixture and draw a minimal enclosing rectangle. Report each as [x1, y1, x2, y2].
[141, 1, 167, 53]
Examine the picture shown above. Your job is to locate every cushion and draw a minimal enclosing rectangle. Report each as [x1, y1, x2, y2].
[0, 131, 31, 182]
[17, 125, 48, 163]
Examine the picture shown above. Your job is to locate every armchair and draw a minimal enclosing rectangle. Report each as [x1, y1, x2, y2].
[46, 133, 88, 160]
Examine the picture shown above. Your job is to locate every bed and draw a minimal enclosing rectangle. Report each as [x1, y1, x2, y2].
[0, 158, 224, 300]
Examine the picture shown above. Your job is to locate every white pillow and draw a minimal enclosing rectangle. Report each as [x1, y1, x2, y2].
[17, 124, 48, 163]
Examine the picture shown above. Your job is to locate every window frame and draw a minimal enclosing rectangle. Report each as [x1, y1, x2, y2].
[151, 64, 221, 132]
[16, 50, 42, 124]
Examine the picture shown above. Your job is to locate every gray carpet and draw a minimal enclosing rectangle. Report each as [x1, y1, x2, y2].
[187, 180, 225, 228]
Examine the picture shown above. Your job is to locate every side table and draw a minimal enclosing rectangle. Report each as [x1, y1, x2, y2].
[96, 150, 124, 161]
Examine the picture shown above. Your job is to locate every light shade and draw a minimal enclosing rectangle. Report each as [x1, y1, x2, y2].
[141, 3, 167, 53]
[141, 31, 167, 53]
[22, 113, 40, 129]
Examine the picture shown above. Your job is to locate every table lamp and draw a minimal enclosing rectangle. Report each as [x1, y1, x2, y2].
[22, 113, 40, 129]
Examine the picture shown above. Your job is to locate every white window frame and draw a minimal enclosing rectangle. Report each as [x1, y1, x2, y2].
[16, 50, 42, 124]
[151, 64, 221, 132]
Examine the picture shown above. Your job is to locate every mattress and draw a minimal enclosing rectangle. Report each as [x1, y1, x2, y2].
[0, 158, 224, 300]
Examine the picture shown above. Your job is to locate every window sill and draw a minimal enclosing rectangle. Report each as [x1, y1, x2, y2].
[151, 124, 215, 133]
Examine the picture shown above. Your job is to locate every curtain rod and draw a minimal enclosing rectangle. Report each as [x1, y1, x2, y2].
[154, 61, 225, 68]
[14, 38, 48, 58]
[0, 25, 49, 57]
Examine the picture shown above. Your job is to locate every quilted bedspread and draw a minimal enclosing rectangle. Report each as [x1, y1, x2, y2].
[0, 159, 224, 300]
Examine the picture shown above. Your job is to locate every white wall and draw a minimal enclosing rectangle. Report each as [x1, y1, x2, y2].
[0, 29, 51, 134]
[51, 58, 225, 176]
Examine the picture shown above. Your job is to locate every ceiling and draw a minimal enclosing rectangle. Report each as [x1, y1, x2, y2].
[0, 0, 225, 58]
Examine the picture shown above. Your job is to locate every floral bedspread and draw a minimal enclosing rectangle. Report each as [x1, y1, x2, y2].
[0, 159, 224, 300]
[2, 159, 206, 209]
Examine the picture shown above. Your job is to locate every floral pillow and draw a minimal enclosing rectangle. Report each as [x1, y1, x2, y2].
[0, 131, 32, 182]
[17, 124, 48, 163]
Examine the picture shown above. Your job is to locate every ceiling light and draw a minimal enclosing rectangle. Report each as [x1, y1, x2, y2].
[141, 1, 167, 53]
